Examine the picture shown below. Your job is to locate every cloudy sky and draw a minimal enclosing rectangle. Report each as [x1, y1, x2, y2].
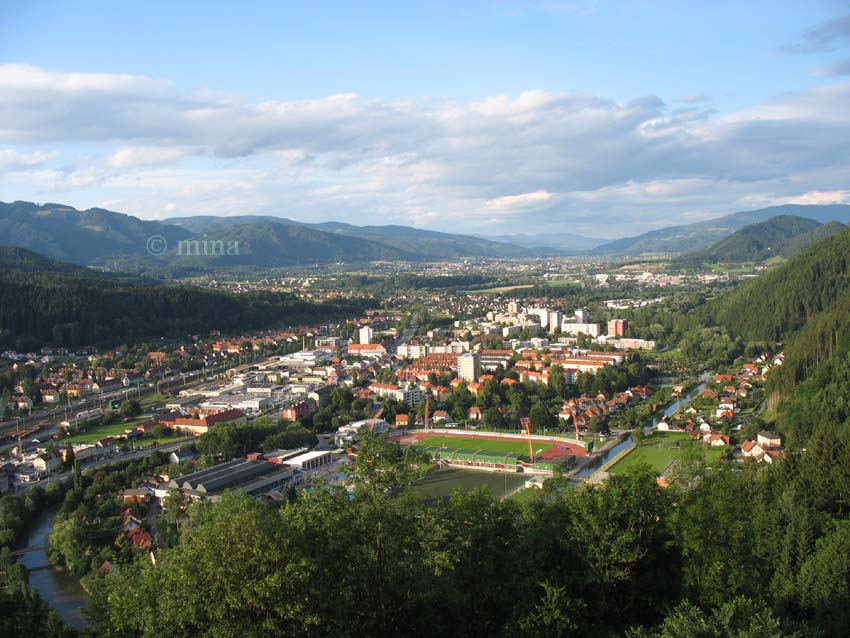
[1, 1, 850, 238]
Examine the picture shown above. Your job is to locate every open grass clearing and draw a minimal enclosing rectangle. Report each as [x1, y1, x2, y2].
[608, 432, 725, 475]
[62, 416, 153, 444]
[463, 284, 534, 294]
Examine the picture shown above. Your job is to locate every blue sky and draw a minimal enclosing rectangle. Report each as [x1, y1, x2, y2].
[1, 0, 850, 237]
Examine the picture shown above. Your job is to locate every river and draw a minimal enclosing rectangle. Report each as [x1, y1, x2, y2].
[573, 373, 710, 479]
[16, 508, 89, 629]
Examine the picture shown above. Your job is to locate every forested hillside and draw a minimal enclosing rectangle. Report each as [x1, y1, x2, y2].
[590, 203, 850, 256]
[0, 247, 371, 349]
[708, 227, 850, 342]
[0, 200, 540, 270]
[701, 227, 850, 448]
[775, 221, 846, 258]
[677, 215, 824, 264]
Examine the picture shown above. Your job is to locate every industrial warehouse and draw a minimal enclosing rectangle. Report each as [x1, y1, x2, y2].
[155, 458, 296, 502]
[153, 449, 337, 502]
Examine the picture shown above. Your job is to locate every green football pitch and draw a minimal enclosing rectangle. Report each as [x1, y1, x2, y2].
[412, 467, 528, 499]
[414, 435, 554, 456]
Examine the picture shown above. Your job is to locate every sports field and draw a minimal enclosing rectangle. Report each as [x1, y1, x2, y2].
[607, 433, 725, 475]
[62, 417, 150, 444]
[412, 467, 527, 500]
[464, 284, 534, 294]
[414, 434, 554, 457]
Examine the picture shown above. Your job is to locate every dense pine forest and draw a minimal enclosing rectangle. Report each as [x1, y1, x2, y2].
[0, 247, 372, 350]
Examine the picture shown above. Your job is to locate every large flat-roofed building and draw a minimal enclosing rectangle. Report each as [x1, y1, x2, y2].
[165, 394, 205, 411]
[560, 322, 602, 338]
[285, 450, 333, 471]
[347, 343, 387, 356]
[279, 350, 332, 368]
[478, 349, 514, 372]
[605, 338, 655, 351]
[162, 459, 295, 502]
[200, 394, 271, 415]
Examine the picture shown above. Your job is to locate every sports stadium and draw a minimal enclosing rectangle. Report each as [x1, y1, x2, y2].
[396, 429, 587, 475]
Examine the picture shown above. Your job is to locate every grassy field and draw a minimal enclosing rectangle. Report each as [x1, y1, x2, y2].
[412, 467, 527, 500]
[544, 278, 579, 287]
[415, 435, 553, 456]
[608, 432, 725, 475]
[62, 416, 153, 444]
[464, 284, 534, 294]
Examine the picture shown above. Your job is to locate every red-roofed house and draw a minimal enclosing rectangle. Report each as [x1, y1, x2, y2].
[172, 409, 246, 435]
[432, 410, 448, 423]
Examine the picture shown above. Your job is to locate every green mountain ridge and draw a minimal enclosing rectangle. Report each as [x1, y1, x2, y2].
[0, 201, 191, 266]
[703, 226, 850, 446]
[0, 200, 548, 269]
[166, 215, 544, 261]
[590, 204, 850, 256]
[678, 215, 838, 264]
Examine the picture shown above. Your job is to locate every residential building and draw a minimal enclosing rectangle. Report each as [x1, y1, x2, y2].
[281, 400, 316, 422]
[347, 343, 387, 356]
[34, 452, 62, 473]
[359, 325, 374, 345]
[169, 449, 195, 465]
[757, 431, 783, 449]
[560, 322, 602, 338]
[479, 349, 513, 371]
[172, 408, 247, 435]
[457, 352, 480, 383]
[334, 418, 389, 448]
[607, 319, 628, 337]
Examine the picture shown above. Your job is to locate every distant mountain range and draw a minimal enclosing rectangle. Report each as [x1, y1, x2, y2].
[4, 201, 850, 269]
[475, 231, 609, 252]
[0, 201, 554, 271]
[165, 215, 551, 262]
[589, 204, 850, 256]
[677, 215, 846, 264]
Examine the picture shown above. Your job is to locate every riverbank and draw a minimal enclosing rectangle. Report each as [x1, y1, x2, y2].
[571, 374, 710, 483]
[15, 510, 90, 629]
